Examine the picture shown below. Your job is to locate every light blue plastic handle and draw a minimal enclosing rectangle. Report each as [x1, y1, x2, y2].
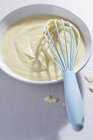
[64, 70, 84, 130]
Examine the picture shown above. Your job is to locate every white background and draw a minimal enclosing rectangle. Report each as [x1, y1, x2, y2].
[0, 0, 93, 140]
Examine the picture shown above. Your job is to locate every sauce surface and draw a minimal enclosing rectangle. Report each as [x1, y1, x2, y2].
[1, 15, 85, 81]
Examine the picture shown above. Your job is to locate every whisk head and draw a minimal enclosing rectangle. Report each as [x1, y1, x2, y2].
[44, 19, 80, 72]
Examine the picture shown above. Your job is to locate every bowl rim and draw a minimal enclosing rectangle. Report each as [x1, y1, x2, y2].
[0, 4, 92, 85]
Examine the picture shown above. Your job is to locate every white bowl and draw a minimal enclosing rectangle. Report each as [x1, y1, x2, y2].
[0, 4, 92, 84]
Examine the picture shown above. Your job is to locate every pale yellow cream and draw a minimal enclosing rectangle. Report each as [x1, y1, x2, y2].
[1, 15, 85, 81]
[85, 72, 93, 82]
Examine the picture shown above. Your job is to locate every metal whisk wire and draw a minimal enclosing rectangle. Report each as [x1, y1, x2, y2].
[44, 19, 80, 72]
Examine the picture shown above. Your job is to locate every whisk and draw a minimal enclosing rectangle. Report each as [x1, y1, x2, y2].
[44, 19, 84, 130]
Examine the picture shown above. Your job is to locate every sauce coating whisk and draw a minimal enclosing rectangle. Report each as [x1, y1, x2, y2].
[44, 19, 84, 130]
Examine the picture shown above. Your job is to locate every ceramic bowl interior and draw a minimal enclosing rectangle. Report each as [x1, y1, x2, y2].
[0, 4, 92, 84]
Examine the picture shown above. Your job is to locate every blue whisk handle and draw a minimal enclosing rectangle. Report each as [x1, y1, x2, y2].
[64, 70, 84, 130]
